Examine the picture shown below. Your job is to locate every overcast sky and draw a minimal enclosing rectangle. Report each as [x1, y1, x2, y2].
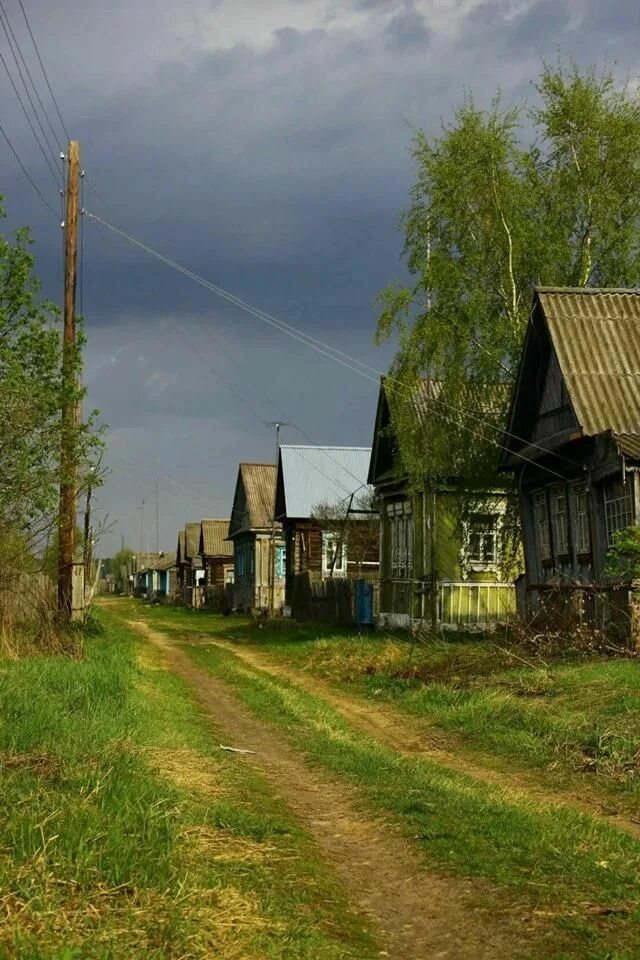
[2, 0, 639, 555]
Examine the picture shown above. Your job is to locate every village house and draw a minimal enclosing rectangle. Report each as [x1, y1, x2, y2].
[227, 463, 285, 613]
[369, 378, 516, 630]
[198, 519, 234, 611]
[175, 522, 205, 606]
[500, 288, 640, 630]
[274, 445, 378, 610]
[134, 552, 177, 602]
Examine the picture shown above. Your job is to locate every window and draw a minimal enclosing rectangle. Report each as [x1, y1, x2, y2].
[552, 489, 569, 555]
[235, 542, 254, 578]
[467, 513, 499, 565]
[533, 491, 551, 561]
[322, 533, 346, 576]
[573, 486, 591, 554]
[604, 477, 634, 546]
[275, 544, 286, 578]
[387, 501, 413, 579]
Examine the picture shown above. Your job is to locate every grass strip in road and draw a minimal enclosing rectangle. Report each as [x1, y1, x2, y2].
[186, 637, 640, 960]
[0, 609, 377, 960]
[149, 605, 640, 810]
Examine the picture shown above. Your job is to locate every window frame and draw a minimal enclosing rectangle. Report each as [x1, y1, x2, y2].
[465, 511, 500, 568]
[603, 476, 635, 547]
[322, 531, 347, 577]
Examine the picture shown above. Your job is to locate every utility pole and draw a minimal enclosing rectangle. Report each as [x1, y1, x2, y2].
[265, 421, 288, 616]
[57, 140, 81, 620]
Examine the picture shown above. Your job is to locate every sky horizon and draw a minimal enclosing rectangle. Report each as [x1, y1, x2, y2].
[2, 0, 639, 556]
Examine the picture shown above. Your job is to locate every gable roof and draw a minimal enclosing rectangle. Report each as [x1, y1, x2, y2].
[228, 463, 278, 537]
[503, 287, 640, 465]
[368, 376, 507, 486]
[275, 446, 373, 520]
[138, 552, 176, 573]
[184, 522, 201, 561]
[199, 519, 234, 558]
[176, 530, 185, 564]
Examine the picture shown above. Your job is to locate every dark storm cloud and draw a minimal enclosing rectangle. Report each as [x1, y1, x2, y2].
[3, 0, 640, 552]
[385, 7, 430, 51]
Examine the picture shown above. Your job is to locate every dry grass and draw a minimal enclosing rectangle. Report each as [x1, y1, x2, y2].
[144, 746, 227, 799]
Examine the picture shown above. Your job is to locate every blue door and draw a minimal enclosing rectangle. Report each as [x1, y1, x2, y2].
[355, 579, 374, 627]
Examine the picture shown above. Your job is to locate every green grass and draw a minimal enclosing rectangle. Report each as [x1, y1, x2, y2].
[147, 606, 640, 807]
[0, 607, 377, 959]
[149, 629, 640, 959]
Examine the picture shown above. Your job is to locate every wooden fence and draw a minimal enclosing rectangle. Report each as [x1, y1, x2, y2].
[291, 572, 379, 625]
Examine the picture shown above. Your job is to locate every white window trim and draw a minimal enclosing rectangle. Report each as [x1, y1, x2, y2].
[322, 531, 347, 577]
[461, 503, 505, 574]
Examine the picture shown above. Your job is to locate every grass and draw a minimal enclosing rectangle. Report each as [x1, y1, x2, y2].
[0, 606, 377, 959]
[181, 639, 640, 959]
[146, 607, 640, 808]
[117, 601, 640, 959]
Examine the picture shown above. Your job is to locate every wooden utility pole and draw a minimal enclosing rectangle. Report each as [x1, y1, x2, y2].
[57, 140, 81, 620]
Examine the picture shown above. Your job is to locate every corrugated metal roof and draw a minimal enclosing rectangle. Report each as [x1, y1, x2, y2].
[241, 463, 277, 530]
[200, 519, 233, 557]
[538, 288, 640, 437]
[184, 522, 201, 560]
[279, 446, 373, 519]
[615, 433, 640, 460]
[138, 552, 176, 572]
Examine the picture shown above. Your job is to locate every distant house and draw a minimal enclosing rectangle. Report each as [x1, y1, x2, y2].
[500, 288, 640, 624]
[176, 523, 205, 606]
[199, 519, 234, 586]
[199, 519, 234, 611]
[176, 530, 187, 596]
[274, 445, 379, 608]
[227, 463, 285, 613]
[135, 552, 177, 602]
[369, 378, 516, 630]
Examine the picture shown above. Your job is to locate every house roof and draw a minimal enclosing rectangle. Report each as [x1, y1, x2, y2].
[502, 288, 640, 467]
[228, 463, 278, 537]
[176, 530, 185, 564]
[276, 446, 373, 519]
[184, 522, 201, 560]
[200, 519, 234, 558]
[136, 552, 176, 573]
[536, 288, 640, 437]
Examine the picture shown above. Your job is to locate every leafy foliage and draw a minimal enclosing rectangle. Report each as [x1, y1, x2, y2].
[603, 526, 640, 583]
[0, 215, 63, 540]
[377, 63, 640, 485]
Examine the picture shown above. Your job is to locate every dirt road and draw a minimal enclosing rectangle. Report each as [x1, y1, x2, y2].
[129, 619, 539, 960]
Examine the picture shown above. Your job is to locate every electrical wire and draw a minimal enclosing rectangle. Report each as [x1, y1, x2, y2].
[84, 210, 568, 481]
[0, 0, 61, 152]
[16, 0, 70, 142]
[0, 45, 60, 187]
[0, 117, 57, 214]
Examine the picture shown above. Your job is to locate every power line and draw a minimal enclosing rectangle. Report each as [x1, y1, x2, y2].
[0, 117, 57, 215]
[16, 0, 70, 142]
[83, 210, 569, 481]
[0, 44, 60, 187]
[0, 0, 61, 153]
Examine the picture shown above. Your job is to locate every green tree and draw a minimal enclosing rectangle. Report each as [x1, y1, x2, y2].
[377, 63, 640, 484]
[111, 548, 134, 593]
[0, 210, 63, 543]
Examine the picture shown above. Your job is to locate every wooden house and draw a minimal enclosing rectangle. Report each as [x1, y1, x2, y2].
[199, 519, 234, 611]
[227, 463, 285, 613]
[500, 288, 640, 622]
[135, 552, 176, 602]
[199, 519, 234, 586]
[176, 523, 205, 606]
[369, 378, 516, 630]
[274, 445, 379, 608]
